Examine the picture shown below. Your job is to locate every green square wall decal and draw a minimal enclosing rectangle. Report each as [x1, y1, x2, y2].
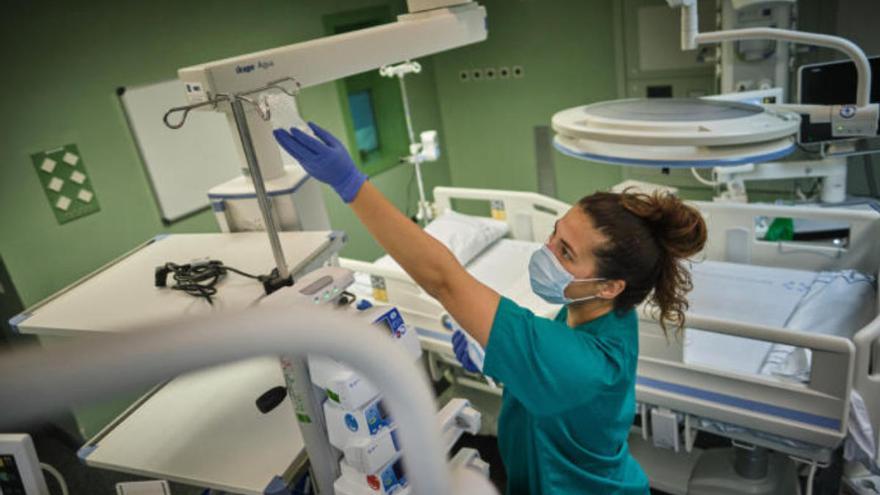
[30, 144, 101, 224]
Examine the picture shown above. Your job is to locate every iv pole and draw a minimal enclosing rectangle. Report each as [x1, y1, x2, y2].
[161, 6, 488, 491]
[163, 78, 301, 294]
[381, 61, 436, 225]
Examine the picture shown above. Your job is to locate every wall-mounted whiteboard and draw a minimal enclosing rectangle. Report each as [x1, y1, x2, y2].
[119, 80, 243, 223]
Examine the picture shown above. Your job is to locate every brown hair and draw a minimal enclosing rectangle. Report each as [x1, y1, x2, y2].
[578, 190, 707, 336]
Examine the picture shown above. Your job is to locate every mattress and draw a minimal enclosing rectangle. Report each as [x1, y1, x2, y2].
[683, 260, 877, 382]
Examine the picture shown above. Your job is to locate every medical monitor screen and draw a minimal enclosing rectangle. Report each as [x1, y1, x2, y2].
[799, 56, 880, 105]
[799, 55, 879, 142]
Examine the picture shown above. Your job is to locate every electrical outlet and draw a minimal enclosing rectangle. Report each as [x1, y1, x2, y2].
[470, 68, 484, 81]
[512, 65, 525, 78]
[498, 66, 510, 79]
[459, 70, 470, 82]
[485, 67, 496, 80]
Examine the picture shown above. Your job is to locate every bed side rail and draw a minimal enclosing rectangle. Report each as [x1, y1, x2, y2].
[433, 187, 569, 242]
[693, 201, 880, 274]
[638, 312, 855, 448]
[338, 258, 445, 322]
[853, 301, 880, 468]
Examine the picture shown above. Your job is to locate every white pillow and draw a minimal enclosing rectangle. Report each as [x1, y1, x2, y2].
[423, 210, 510, 265]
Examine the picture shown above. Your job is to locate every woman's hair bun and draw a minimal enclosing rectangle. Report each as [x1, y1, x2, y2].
[577, 188, 708, 335]
[619, 190, 707, 260]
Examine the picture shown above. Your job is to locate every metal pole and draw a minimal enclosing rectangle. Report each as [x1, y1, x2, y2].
[231, 97, 340, 491]
[280, 356, 342, 494]
[398, 75, 416, 144]
[397, 75, 431, 223]
[229, 98, 291, 280]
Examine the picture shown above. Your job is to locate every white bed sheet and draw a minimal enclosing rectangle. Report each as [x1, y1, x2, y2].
[687, 261, 817, 327]
[684, 260, 876, 380]
[684, 261, 818, 376]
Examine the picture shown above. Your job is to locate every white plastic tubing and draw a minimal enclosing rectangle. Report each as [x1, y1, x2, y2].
[0, 306, 451, 495]
[676, 2, 872, 107]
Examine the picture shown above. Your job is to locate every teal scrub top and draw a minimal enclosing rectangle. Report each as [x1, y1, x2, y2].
[482, 297, 649, 495]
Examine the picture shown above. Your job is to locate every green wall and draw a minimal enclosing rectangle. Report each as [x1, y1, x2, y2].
[432, 0, 623, 203]
[0, 0, 451, 308]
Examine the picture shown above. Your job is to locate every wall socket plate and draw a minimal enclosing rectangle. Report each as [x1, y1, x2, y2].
[459, 66, 521, 82]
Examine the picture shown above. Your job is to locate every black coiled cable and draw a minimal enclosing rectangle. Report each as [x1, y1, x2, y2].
[155, 260, 270, 305]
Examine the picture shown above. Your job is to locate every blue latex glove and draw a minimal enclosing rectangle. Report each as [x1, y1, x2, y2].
[452, 329, 481, 373]
[273, 122, 367, 203]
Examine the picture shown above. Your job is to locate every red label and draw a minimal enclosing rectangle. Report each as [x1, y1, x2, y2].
[367, 475, 381, 491]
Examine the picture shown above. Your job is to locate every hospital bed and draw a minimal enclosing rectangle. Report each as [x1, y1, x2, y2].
[638, 201, 879, 475]
[340, 186, 880, 477]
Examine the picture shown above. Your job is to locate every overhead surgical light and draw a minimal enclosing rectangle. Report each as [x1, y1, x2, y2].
[553, 99, 800, 168]
[553, 0, 878, 169]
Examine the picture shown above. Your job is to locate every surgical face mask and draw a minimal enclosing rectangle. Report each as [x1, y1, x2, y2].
[528, 245, 605, 305]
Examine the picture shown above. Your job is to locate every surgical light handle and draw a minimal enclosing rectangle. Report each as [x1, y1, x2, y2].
[0, 307, 455, 495]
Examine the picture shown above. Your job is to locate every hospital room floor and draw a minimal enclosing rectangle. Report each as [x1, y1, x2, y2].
[27, 420, 212, 494]
[450, 426, 675, 494]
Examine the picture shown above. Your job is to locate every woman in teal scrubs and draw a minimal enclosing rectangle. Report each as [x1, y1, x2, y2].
[274, 123, 708, 494]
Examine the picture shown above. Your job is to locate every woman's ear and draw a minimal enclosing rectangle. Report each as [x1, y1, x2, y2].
[599, 279, 626, 300]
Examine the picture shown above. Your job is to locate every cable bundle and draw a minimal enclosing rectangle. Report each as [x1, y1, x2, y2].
[155, 260, 268, 304]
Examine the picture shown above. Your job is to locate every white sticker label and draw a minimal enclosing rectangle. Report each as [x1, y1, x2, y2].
[40, 158, 57, 173]
[70, 170, 86, 184]
[77, 189, 94, 203]
[63, 152, 79, 166]
[48, 177, 64, 192]
[55, 196, 72, 211]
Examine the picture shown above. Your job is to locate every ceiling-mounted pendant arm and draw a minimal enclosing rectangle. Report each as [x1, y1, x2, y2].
[666, 0, 699, 50]
[666, 0, 871, 108]
[177, 4, 485, 104]
[696, 28, 872, 108]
